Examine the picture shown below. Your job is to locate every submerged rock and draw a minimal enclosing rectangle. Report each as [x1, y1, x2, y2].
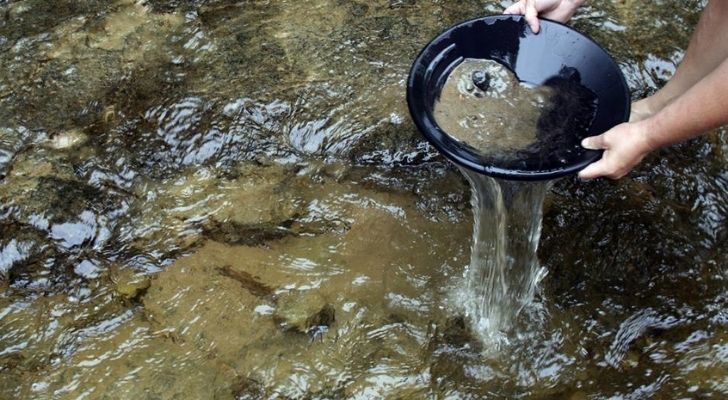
[140, 163, 301, 247]
[217, 265, 274, 298]
[442, 316, 478, 349]
[1, 0, 722, 398]
[141, 241, 282, 358]
[230, 376, 265, 400]
[111, 267, 151, 301]
[46, 129, 87, 150]
[276, 290, 335, 334]
[202, 164, 301, 245]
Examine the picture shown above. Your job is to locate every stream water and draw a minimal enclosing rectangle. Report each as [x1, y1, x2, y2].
[1, 1, 726, 399]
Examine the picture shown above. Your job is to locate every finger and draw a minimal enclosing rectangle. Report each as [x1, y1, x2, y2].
[503, 3, 525, 15]
[581, 135, 607, 150]
[524, 0, 540, 33]
[578, 160, 609, 180]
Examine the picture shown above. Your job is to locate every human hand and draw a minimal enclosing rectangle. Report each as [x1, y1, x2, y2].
[578, 121, 655, 180]
[504, 0, 585, 33]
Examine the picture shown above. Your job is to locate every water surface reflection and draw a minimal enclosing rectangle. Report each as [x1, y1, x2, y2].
[0, 0, 726, 399]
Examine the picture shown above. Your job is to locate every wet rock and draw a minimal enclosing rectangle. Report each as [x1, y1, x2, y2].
[129, 164, 301, 253]
[202, 164, 300, 245]
[3, 168, 470, 397]
[471, 70, 491, 92]
[46, 129, 87, 150]
[0, 223, 52, 283]
[442, 316, 468, 346]
[622, 349, 641, 369]
[1, 1, 105, 42]
[87, 2, 148, 52]
[276, 290, 334, 334]
[361, 126, 426, 160]
[1, 147, 74, 194]
[0, 127, 33, 177]
[111, 267, 151, 301]
[0, 282, 133, 383]
[442, 316, 481, 351]
[569, 391, 588, 400]
[679, 331, 728, 395]
[0, 0, 721, 398]
[389, 0, 416, 9]
[307, 304, 335, 332]
[230, 376, 265, 400]
[349, 2, 369, 17]
[204, 220, 292, 246]
[7, 308, 242, 399]
[217, 265, 274, 298]
[142, 241, 283, 360]
[0, 0, 185, 137]
[540, 390, 590, 400]
[0, 144, 120, 248]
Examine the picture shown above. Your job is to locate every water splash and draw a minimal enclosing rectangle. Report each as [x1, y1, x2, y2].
[457, 168, 550, 345]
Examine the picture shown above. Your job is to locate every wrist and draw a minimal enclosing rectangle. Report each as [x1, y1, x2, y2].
[637, 115, 664, 153]
[645, 91, 675, 114]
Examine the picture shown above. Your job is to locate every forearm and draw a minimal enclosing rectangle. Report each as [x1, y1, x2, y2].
[578, 0, 728, 180]
[549, 0, 586, 19]
[643, 57, 728, 150]
[648, 0, 728, 110]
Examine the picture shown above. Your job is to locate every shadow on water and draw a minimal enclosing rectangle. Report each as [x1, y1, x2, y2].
[0, 0, 726, 399]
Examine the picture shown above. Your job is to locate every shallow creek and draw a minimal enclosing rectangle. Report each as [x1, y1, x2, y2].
[1, 1, 726, 399]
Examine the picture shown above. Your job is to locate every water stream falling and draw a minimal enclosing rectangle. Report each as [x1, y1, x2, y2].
[458, 168, 551, 344]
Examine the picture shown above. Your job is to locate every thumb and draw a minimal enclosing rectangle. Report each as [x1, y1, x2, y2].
[524, 0, 540, 33]
[581, 135, 607, 150]
[503, 3, 526, 15]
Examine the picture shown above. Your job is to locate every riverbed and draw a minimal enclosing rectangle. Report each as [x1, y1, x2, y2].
[1, 0, 726, 398]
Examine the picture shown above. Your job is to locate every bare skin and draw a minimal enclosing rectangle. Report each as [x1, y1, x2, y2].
[582, 57, 728, 179]
[504, 0, 728, 179]
[504, 0, 586, 33]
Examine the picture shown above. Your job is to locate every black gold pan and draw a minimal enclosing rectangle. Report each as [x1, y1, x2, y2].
[407, 15, 630, 181]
